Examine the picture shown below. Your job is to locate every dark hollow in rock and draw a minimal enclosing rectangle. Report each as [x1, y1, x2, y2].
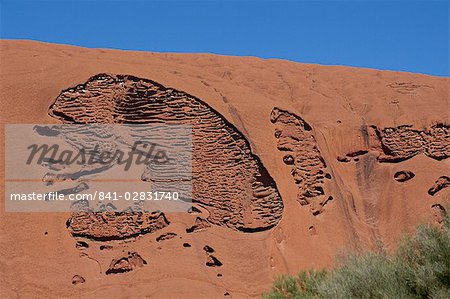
[337, 156, 350, 163]
[72, 275, 85, 285]
[183, 243, 191, 248]
[321, 196, 333, 207]
[106, 252, 147, 275]
[206, 255, 223, 267]
[186, 217, 211, 234]
[187, 206, 202, 214]
[274, 130, 282, 139]
[428, 176, 450, 196]
[432, 203, 446, 213]
[394, 171, 416, 182]
[75, 241, 89, 249]
[312, 209, 322, 216]
[283, 155, 295, 165]
[203, 245, 215, 253]
[303, 186, 325, 198]
[156, 232, 177, 242]
[346, 150, 368, 158]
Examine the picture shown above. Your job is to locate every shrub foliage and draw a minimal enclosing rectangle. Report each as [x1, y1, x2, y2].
[264, 212, 450, 299]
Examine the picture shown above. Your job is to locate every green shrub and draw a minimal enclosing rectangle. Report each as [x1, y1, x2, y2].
[264, 211, 450, 299]
[264, 271, 326, 299]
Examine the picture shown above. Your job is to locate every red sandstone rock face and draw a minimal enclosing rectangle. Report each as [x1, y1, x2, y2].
[1, 41, 449, 299]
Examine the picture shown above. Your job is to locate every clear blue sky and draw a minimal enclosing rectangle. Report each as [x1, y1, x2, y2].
[1, 0, 448, 76]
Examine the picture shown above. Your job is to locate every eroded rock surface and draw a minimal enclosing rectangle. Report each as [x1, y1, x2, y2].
[186, 217, 211, 233]
[270, 107, 332, 214]
[428, 176, 450, 196]
[106, 252, 147, 275]
[71, 275, 85, 285]
[156, 232, 177, 242]
[66, 211, 169, 241]
[394, 171, 415, 182]
[206, 255, 223, 267]
[338, 124, 449, 163]
[49, 74, 283, 232]
[386, 82, 432, 95]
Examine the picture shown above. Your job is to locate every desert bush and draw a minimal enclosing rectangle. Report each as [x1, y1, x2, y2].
[264, 211, 450, 299]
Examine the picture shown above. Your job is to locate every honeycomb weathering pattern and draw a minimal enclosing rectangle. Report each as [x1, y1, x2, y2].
[49, 73, 284, 232]
[270, 107, 332, 215]
[67, 211, 169, 241]
[371, 124, 450, 162]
